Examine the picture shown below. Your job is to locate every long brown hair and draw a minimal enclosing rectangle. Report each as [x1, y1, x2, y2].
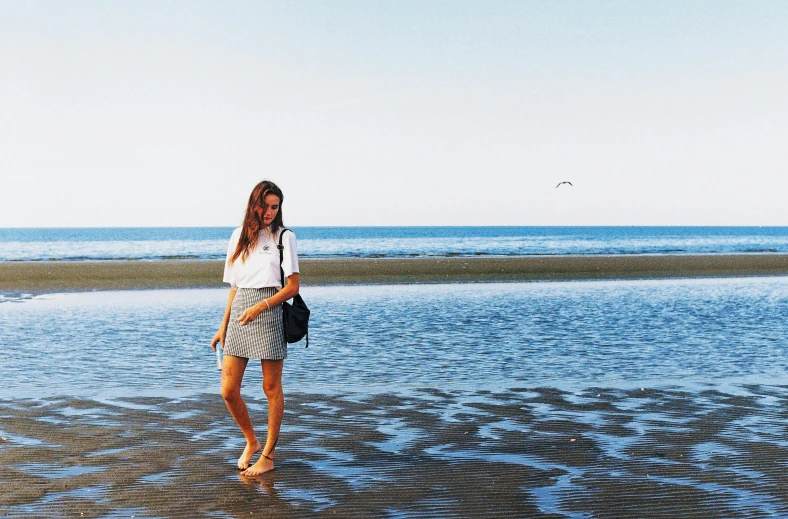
[230, 180, 285, 264]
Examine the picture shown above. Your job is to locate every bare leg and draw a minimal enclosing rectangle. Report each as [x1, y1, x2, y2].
[221, 355, 261, 470]
[242, 359, 284, 476]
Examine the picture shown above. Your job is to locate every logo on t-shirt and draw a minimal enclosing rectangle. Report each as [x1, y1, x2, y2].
[261, 245, 271, 253]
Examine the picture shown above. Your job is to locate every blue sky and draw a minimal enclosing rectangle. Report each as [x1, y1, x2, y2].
[1, 1, 786, 226]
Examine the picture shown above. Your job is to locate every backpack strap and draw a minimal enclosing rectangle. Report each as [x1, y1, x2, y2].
[277, 228, 290, 288]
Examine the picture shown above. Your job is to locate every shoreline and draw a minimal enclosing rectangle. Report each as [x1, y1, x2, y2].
[3, 386, 788, 517]
[1, 254, 787, 293]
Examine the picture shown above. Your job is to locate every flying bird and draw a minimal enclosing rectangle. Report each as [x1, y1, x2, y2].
[556, 181, 573, 188]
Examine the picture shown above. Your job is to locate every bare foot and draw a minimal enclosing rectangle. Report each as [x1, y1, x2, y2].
[242, 453, 274, 476]
[238, 439, 261, 470]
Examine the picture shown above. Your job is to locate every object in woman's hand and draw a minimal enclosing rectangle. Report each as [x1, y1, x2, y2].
[216, 344, 222, 370]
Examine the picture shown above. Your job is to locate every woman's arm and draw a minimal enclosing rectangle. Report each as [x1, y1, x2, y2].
[211, 287, 237, 349]
[237, 274, 300, 326]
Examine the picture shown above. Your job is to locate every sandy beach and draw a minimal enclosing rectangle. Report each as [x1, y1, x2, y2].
[2, 386, 788, 518]
[1, 254, 787, 292]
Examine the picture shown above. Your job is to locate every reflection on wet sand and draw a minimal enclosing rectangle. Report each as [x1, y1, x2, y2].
[2, 385, 788, 518]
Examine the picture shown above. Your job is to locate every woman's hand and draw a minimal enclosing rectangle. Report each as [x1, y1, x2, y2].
[210, 329, 224, 351]
[212, 288, 236, 350]
[237, 303, 265, 326]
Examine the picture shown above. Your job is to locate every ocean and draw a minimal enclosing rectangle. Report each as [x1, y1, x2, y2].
[1, 226, 787, 261]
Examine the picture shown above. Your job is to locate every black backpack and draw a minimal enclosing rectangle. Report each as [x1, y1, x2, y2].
[278, 228, 310, 347]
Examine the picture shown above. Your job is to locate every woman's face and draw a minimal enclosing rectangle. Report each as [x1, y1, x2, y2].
[256, 194, 280, 227]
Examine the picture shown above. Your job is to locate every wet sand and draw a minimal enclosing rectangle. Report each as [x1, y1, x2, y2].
[2, 385, 787, 518]
[1, 254, 787, 292]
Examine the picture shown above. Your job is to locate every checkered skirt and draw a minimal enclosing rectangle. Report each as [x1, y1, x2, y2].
[223, 287, 287, 360]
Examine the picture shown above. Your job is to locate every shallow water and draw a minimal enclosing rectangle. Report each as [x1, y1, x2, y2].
[2, 278, 788, 518]
[2, 277, 787, 399]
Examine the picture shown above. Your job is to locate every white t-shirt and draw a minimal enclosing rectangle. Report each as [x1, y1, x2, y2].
[222, 227, 299, 289]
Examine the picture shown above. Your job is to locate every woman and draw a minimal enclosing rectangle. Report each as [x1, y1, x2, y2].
[210, 180, 299, 476]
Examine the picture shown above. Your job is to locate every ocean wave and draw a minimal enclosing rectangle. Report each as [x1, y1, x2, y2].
[1, 227, 788, 261]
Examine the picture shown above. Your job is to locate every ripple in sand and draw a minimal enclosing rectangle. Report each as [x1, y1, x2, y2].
[277, 487, 337, 512]
[0, 429, 50, 447]
[37, 483, 112, 504]
[294, 456, 389, 488]
[14, 462, 105, 479]
[95, 507, 150, 518]
[139, 471, 178, 483]
[85, 446, 136, 458]
[366, 417, 426, 454]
